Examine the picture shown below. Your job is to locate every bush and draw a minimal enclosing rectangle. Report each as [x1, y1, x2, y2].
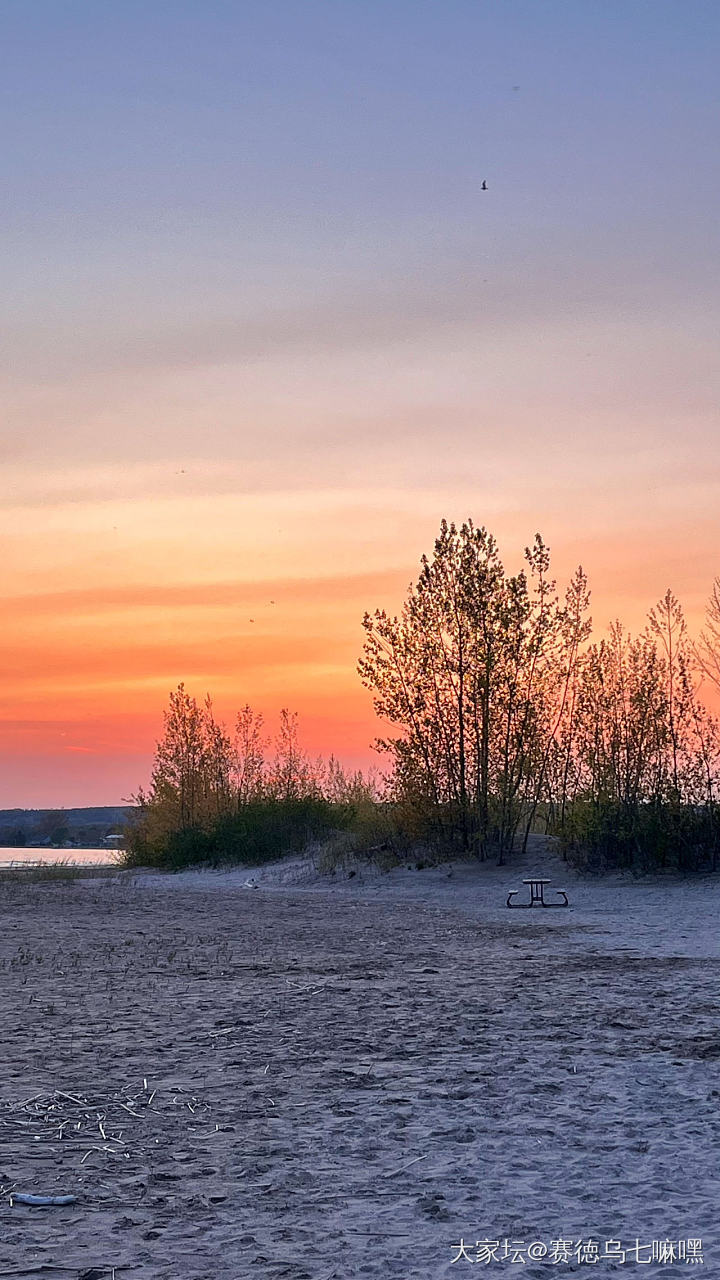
[124, 796, 355, 871]
[121, 788, 422, 873]
[554, 800, 720, 874]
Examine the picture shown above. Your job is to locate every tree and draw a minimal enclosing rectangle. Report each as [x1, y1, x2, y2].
[695, 577, 720, 693]
[648, 589, 687, 798]
[522, 565, 592, 847]
[150, 684, 208, 830]
[202, 696, 235, 819]
[268, 709, 315, 801]
[38, 810, 70, 847]
[359, 519, 584, 861]
[235, 705, 267, 803]
[139, 684, 233, 835]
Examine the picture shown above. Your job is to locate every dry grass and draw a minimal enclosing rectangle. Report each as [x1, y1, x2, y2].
[0, 860, 119, 885]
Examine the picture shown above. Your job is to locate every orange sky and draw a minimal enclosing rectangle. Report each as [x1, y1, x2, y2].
[2, 463, 719, 806]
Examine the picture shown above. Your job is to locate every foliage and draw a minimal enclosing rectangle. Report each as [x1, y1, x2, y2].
[695, 577, 720, 694]
[359, 520, 590, 862]
[551, 591, 720, 871]
[126, 523, 720, 876]
[360, 521, 720, 871]
[123, 691, 389, 870]
[37, 810, 71, 847]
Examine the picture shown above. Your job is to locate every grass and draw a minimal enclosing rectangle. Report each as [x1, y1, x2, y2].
[0, 859, 121, 884]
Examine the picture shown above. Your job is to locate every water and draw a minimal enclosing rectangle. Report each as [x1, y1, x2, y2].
[0, 847, 122, 868]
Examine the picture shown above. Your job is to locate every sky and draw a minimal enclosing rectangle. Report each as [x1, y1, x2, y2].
[2, 0, 719, 807]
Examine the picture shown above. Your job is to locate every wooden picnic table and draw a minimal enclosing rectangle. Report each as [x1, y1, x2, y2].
[507, 877, 569, 908]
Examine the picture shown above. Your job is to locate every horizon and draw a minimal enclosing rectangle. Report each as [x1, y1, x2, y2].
[3, 1, 719, 808]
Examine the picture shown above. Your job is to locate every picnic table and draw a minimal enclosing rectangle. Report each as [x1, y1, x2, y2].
[506, 877, 569, 909]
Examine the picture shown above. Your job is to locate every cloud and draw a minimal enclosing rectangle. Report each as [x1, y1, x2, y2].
[6, 239, 716, 383]
[1, 567, 409, 620]
[0, 630, 359, 690]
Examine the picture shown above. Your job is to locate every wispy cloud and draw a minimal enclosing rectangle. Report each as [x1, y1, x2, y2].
[2, 568, 409, 620]
[5, 247, 718, 383]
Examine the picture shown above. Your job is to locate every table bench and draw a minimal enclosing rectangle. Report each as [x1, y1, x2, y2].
[507, 877, 569, 908]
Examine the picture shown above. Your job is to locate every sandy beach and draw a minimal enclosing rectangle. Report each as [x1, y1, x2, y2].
[2, 841, 719, 1280]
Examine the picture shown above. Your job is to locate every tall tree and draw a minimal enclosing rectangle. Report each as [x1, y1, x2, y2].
[360, 519, 583, 861]
[695, 577, 720, 693]
[269, 709, 315, 801]
[648, 589, 687, 798]
[235, 705, 267, 803]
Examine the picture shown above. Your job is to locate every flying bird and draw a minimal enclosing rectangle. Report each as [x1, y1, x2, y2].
[481, 180, 488, 191]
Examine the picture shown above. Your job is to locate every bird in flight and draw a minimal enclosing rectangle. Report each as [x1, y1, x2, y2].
[481, 180, 488, 191]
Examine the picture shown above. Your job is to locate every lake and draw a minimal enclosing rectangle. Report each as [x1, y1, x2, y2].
[0, 847, 122, 867]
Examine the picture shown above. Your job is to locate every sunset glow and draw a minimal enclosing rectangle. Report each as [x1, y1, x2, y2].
[2, 2, 719, 806]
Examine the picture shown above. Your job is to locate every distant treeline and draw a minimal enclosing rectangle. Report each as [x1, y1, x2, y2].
[125, 520, 720, 874]
[0, 807, 132, 848]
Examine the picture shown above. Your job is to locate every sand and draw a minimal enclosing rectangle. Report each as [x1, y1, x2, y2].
[1, 839, 719, 1279]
